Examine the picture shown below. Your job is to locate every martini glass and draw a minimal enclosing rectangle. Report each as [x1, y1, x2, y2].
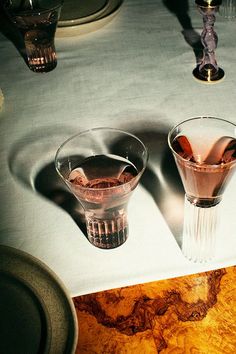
[193, 0, 224, 83]
[168, 117, 236, 262]
[55, 128, 148, 249]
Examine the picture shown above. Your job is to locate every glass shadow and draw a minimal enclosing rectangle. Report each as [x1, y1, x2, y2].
[8, 124, 185, 247]
[163, 0, 203, 65]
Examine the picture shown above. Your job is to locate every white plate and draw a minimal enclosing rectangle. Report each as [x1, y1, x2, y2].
[0, 245, 78, 354]
[56, 0, 123, 37]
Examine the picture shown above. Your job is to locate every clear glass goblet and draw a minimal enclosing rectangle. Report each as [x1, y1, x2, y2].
[55, 127, 148, 249]
[168, 117, 236, 262]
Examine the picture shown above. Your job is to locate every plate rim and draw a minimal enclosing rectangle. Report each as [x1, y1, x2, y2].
[56, 0, 123, 37]
[0, 245, 78, 354]
[58, 0, 110, 26]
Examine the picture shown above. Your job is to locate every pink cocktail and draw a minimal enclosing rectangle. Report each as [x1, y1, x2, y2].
[55, 128, 148, 249]
[168, 117, 236, 262]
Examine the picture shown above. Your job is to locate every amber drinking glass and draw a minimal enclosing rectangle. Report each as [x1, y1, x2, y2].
[3, 0, 63, 73]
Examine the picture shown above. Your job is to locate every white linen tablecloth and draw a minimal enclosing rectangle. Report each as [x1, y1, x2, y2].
[0, 0, 236, 296]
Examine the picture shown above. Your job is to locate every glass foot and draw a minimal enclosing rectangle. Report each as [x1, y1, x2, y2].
[193, 65, 225, 83]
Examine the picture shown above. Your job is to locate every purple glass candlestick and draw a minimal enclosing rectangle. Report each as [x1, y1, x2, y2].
[193, 0, 224, 83]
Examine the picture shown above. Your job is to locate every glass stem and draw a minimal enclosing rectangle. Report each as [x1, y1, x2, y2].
[182, 195, 221, 262]
[199, 8, 218, 73]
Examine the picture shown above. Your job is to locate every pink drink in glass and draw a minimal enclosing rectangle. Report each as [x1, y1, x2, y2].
[172, 135, 236, 207]
[168, 117, 236, 262]
[55, 128, 148, 249]
[67, 154, 138, 248]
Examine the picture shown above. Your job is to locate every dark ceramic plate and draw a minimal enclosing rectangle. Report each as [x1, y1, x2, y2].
[0, 245, 78, 354]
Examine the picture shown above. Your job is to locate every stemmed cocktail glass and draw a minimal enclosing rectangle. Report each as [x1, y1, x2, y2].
[168, 117, 236, 262]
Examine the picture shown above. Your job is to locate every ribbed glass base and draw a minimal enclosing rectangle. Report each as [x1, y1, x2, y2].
[86, 214, 128, 249]
[182, 196, 221, 262]
[26, 45, 57, 73]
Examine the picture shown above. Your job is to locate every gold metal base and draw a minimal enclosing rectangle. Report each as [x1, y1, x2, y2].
[195, 0, 222, 7]
[193, 66, 225, 83]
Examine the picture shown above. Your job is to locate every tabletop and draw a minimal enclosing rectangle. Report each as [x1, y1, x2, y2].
[1, 0, 236, 352]
[0, 0, 236, 297]
[74, 265, 236, 353]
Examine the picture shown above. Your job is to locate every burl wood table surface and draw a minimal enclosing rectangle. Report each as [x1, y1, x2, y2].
[73, 266, 236, 353]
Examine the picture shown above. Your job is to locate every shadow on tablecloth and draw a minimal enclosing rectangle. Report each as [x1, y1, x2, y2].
[163, 0, 203, 65]
[119, 119, 185, 246]
[8, 121, 185, 247]
[8, 125, 88, 237]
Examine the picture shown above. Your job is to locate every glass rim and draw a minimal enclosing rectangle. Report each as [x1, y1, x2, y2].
[55, 126, 149, 191]
[168, 116, 236, 169]
[7, 3, 63, 16]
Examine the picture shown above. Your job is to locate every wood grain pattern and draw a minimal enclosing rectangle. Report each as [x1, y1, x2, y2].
[73, 266, 236, 353]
